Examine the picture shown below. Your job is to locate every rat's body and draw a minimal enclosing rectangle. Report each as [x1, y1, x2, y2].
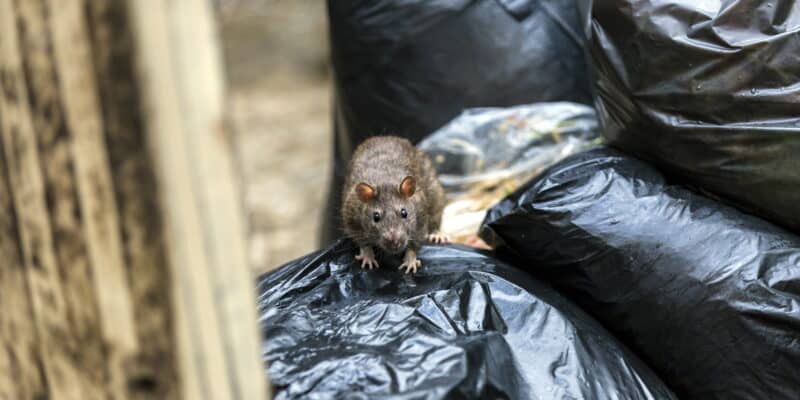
[342, 136, 447, 274]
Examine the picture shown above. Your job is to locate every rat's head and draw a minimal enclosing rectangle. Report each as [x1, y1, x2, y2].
[355, 176, 418, 254]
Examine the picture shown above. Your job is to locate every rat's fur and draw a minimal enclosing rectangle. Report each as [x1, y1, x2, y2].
[341, 136, 445, 272]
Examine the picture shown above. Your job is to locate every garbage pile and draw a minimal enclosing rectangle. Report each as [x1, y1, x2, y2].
[258, 1, 800, 398]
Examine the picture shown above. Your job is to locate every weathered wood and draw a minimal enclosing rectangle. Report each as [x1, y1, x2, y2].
[126, 0, 270, 398]
[0, 0, 269, 398]
[48, 0, 138, 355]
[0, 114, 46, 400]
[16, 0, 102, 382]
[85, 0, 180, 398]
[17, 0, 138, 398]
[0, 0, 92, 398]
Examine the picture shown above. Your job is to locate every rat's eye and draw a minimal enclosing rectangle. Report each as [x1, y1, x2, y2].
[400, 208, 408, 219]
[373, 212, 381, 223]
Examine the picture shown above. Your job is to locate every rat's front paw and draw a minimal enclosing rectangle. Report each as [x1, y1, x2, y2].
[355, 247, 379, 270]
[427, 231, 450, 244]
[398, 259, 421, 274]
[398, 256, 421, 274]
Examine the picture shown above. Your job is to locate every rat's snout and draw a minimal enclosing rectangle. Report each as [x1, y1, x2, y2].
[381, 231, 406, 253]
[384, 232, 401, 247]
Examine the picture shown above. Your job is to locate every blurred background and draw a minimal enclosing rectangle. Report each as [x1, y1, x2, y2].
[216, 0, 330, 274]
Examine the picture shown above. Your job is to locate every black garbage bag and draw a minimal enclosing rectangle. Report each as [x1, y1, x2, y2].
[257, 240, 676, 400]
[321, 0, 593, 245]
[582, 0, 800, 231]
[481, 147, 800, 400]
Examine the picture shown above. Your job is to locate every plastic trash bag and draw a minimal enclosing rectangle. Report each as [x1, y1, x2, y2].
[321, 0, 593, 246]
[581, 0, 800, 232]
[417, 102, 602, 246]
[418, 103, 601, 195]
[481, 147, 800, 400]
[257, 240, 676, 400]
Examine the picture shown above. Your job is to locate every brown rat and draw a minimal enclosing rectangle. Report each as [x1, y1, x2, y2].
[341, 136, 448, 274]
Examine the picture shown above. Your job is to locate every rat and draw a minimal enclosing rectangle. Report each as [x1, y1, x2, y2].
[341, 136, 448, 274]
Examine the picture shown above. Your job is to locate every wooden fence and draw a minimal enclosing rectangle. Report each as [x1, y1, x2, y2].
[0, 0, 269, 398]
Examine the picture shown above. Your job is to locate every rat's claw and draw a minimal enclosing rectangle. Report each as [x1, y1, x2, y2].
[427, 232, 450, 244]
[368, 258, 379, 269]
[356, 248, 379, 270]
[398, 258, 421, 274]
[356, 255, 379, 270]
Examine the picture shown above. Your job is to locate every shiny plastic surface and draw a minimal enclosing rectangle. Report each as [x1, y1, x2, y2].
[481, 147, 800, 399]
[418, 102, 601, 194]
[416, 102, 601, 245]
[583, 0, 800, 231]
[321, 0, 593, 246]
[257, 240, 675, 399]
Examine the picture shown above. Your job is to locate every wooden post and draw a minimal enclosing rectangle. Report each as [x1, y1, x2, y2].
[0, 0, 270, 399]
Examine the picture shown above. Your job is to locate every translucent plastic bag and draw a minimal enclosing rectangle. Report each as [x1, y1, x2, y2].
[418, 102, 601, 246]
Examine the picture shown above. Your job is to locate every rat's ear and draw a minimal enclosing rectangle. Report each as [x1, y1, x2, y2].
[399, 176, 416, 198]
[356, 182, 376, 202]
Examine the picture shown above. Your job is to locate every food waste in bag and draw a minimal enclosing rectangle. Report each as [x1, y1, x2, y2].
[418, 102, 601, 248]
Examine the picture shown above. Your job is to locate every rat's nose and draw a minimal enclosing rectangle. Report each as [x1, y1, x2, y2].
[384, 232, 401, 247]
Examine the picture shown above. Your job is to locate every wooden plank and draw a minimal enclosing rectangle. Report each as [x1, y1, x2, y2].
[45, 2, 138, 396]
[0, 113, 46, 400]
[33, 0, 151, 397]
[84, 0, 180, 398]
[0, 0, 269, 397]
[47, 0, 138, 360]
[0, 0, 89, 398]
[12, 1, 114, 399]
[126, 0, 270, 399]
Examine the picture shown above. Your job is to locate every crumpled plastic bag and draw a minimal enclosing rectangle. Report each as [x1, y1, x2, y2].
[481, 147, 800, 400]
[418, 102, 601, 194]
[417, 102, 601, 246]
[257, 240, 675, 400]
[581, 0, 800, 232]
